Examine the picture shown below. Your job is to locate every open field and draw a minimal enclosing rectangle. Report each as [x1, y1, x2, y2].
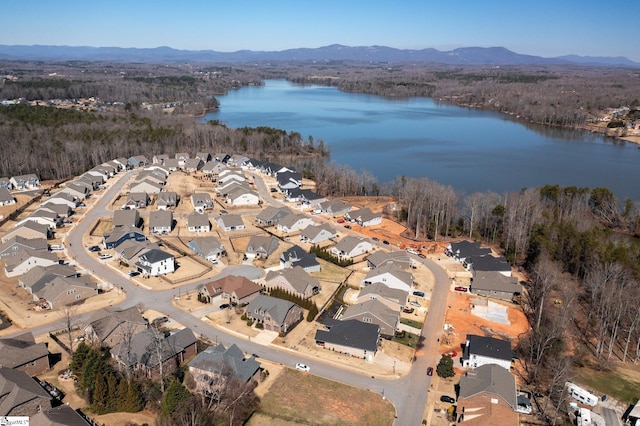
[249, 368, 396, 426]
[575, 365, 640, 405]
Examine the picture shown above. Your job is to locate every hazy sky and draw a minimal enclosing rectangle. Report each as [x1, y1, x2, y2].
[2, 0, 639, 61]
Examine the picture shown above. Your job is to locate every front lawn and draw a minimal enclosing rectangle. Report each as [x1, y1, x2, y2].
[393, 331, 420, 348]
[400, 318, 423, 329]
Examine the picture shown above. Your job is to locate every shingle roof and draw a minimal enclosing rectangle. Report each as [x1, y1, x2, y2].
[0, 366, 52, 415]
[315, 319, 379, 352]
[0, 332, 49, 369]
[464, 335, 515, 362]
[188, 344, 260, 383]
[458, 363, 517, 409]
[246, 294, 299, 324]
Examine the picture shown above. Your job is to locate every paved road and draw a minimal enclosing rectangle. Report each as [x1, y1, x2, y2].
[28, 167, 453, 425]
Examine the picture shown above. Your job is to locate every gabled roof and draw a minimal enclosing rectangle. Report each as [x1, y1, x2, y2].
[472, 271, 521, 294]
[300, 223, 336, 241]
[156, 191, 177, 205]
[467, 255, 511, 272]
[112, 209, 140, 227]
[458, 363, 517, 410]
[315, 319, 379, 352]
[265, 266, 320, 295]
[318, 199, 351, 214]
[113, 328, 197, 369]
[448, 240, 492, 258]
[30, 404, 92, 425]
[138, 248, 173, 264]
[217, 214, 244, 228]
[0, 332, 49, 369]
[0, 366, 52, 414]
[19, 264, 78, 293]
[255, 206, 291, 223]
[340, 299, 399, 334]
[149, 210, 173, 228]
[278, 213, 310, 229]
[358, 282, 409, 306]
[333, 236, 371, 254]
[464, 335, 515, 362]
[246, 235, 280, 256]
[189, 236, 225, 255]
[246, 294, 299, 324]
[364, 262, 413, 285]
[0, 236, 48, 254]
[366, 250, 411, 269]
[203, 275, 262, 300]
[4, 249, 59, 271]
[188, 344, 260, 383]
[187, 212, 210, 228]
[85, 306, 147, 343]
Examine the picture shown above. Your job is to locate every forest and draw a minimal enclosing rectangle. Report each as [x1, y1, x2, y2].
[2, 59, 640, 422]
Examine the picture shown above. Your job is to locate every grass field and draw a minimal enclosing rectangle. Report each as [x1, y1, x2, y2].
[575, 366, 640, 405]
[251, 369, 395, 426]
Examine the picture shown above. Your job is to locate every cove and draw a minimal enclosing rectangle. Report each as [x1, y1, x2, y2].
[203, 80, 640, 201]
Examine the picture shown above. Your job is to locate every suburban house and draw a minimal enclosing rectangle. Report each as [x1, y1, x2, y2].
[135, 249, 175, 276]
[446, 240, 493, 261]
[122, 192, 149, 209]
[189, 236, 227, 263]
[465, 255, 512, 277]
[112, 209, 141, 228]
[0, 236, 48, 259]
[83, 306, 148, 348]
[340, 299, 400, 339]
[128, 155, 149, 168]
[217, 180, 250, 198]
[1, 221, 52, 243]
[30, 402, 93, 425]
[317, 199, 352, 216]
[4, 249, 60, 278]
[148, 210, 173, 234]
[279, 245, 321, 273]
[188, 344, 261, 395]
[18, 264, 78, 297]
[344, 207, 382, 227]
[33, 276, 98, 310]
[245, 294, 303, 334]
[40, 201, 72, 218]
[0, 177, 11, 190]
[0, 187, 15, 206]
[103, 225, 146, 249]
[315, 319, 380, 361]
[115, 240, 158, 265]
[255, 206, 291, 226]
[156, 191, 178, 210]
[190, 193, 214, 213]
[184, 158, 204, 172]
[362, 263, 414, 293]
[0, 332, 50, 376]
[175, 152, 190, 164]
[470, 271, 522, 302]
[200, 275, 263, 306]
[129, 179, 162, 194]
[356, 283, 409, 312]
[265, 266, 321, 298]
[187, 212, 211, 232]
[461, 334, 516, 371]
[456, 364, 522, 425]
[43, 192, 79, 209]
[229, 154, 249, 167]
[226, 187, 260, 206]
[245, 235, 280, 259]
[276, 213, 315, 234]
[331, 236, 373, 259]
[10, 174, 40, 191]
[276, 171, 302, 190]
[196, 152, 211, 162]
[164, 159, 180, 172]
[202, 161, 228, 177]
[153, 154, 169, 164]
[216, 214, 245, 232]
[283, 188, 325, 207]
[218, 170, 246, 185]
[366, 250, 412, 270]
[300, 223, 337, 245]
[111, 328, 198, 380]
[0, 366, 52, 416]
[61, 182, 90, 199]
[14, 208, 62, 229]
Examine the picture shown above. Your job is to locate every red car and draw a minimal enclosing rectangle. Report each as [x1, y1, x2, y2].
[442, 351, 458, 358]
[454, 286, 468, 292]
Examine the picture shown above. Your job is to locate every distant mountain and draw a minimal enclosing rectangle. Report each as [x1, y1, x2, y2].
[0, 44, 637, 67]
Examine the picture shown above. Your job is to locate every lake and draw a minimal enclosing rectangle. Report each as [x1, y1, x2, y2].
[203, 79, 640, 201]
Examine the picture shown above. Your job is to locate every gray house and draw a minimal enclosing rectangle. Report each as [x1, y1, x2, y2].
[470, 271, 522, 302]
[245, 235, 280, 259]
[189, 236, 226, 263]
[246, 294, 303, 334]
[149, 210, 173, 234]
[188, 344, 261, 395]
[265, 266, 321, 298]
[340, 299, 400, 339]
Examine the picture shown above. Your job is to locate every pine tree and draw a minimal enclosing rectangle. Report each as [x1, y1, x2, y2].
[116, 379, 129, 411]
[92, 371, 108, 414]
[126, 380, 144, 412]
[160, 379, 190, 416]
[436, 355, 455, 378]
[106, 372, 119, 412]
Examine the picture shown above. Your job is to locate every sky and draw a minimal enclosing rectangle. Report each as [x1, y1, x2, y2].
[2, 0, 640, 61]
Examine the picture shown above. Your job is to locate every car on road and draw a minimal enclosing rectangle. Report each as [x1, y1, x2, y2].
[406, 248, 418, 254]
[152, 316, 169, 326]
[427, 367, 433, 376]
[88, 245, 101, 252]
[382, 240, 390, 245]
[98, 254, 112, 260]
[412, 291, 425, 298]
[418, 253, 426, 259]
[128, 270, 139, 277]
[440, 395, 455, 403]
[219, 304, 230, 310]
[295, 363, 310, 372]
[344, 224, 352, 229]
[219, 210, 228, 215]
[409, 301, 421, 308]
[442, 350, 458, 358]
[372, 237, 379, 242]
[454, 286, 468, 292]
[270, 188, 277, 193]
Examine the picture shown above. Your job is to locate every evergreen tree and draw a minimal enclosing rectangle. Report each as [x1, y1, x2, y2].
[106, 372, 119, 412]
[436, 355, 455, 378]
[160, 379, 190, 416]
[306, 303, 319, 322]
[116, 379, 129, 411]
[92, 371, 108, 414]
[81, 349, 100, 397]
[70, 342, 90, 374]
[126, 380, 144, 412]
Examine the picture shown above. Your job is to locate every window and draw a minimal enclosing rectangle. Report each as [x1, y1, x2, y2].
[363, 317, 372, 323]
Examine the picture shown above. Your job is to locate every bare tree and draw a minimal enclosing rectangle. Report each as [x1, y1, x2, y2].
[61, 306, 79, 354]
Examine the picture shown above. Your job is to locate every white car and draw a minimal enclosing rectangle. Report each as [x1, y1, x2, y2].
[98, 254, 112, 260]
[295, 363, 310, 372]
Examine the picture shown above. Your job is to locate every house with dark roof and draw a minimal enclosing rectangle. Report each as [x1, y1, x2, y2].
[245, 236, 280, 259]
[83, 306, 148, 348]
[315, 319, 380, 360]
[0, 332, 50, 376]
[366, 250, 412, 270]
[122, 192, 149, 209]
[470, 271, 522, 302]
[40, 201, 72, 218]
[462, 335, 516, 371]
[279, 245, 320, 273]
[189, 236, 226, 263]
[30, 404, 93, 425]
[276, 171, 302, 190]
[216, 214, 245, 232]
[148, 210, 173, 234]
[317, 199, 351, 216]
[331, 236, 372, 259]
[103, 225, 146, 249]
[445, 240, 492, 262]
[344, 208, 382, 227]
[111, 328, 198, 380]
[456, 364, 520, 425]
[0, 366, 52, 416]
[255, 206, 291, 226]
[464, 255, 512, 277]
[135, 248, 175, 276]
[190, 193, 213, 213]
[356, 283, 409, 312]
[265, 266, 321, 299]
[187, 212, 211, 232]
[246, 294, 303, 334]
[188, 344, 261, 395]
[200, 275, 263, 305]
[283, 188, 325, 206]
[340, 299, 400, 339]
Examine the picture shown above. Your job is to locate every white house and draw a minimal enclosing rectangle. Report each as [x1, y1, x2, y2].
[344, 208, 382, 227]
[134, 249, 175, 276]
[216, 214, 245, 232]
[461, 334, 515, 371]
[300, 224, 337, 244]
[226, 188, 260, 206]
[276, 213, 315, 234]
[331, 236, 372, 259]
[189, 236, 226, 263]
[148, 210, 173, 234]
[362, 263, 414, 292]
[190, 193, 213, 213]
[187, 212, 211, 232]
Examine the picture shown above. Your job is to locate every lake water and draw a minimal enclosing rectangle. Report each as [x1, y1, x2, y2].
[203, 80, 640, 201]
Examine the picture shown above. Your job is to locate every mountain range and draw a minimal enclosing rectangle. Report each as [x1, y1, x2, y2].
[0, 44, 637, 67]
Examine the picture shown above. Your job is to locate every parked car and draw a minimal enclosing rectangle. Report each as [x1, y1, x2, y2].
[403, 307, 415, 314]
[372, 237, 379, 242]
[270, 188, 277, 193]
[344, 224, 352, 229]
[295, 363, 310, 372]
[427, 367, 433, 376]
[442, 350, 458, 358]
[440, 395, 455, 403]
[219, 304, 230, 310]
[88, 245, 101, 252]
[152, 316, 169, 326]
[412, 291, 425, 298]
[454, 286, 468, 292]
[406, 248, 418, 254]
[98, 254, 112, 260]
[410, 301, 421, 308]
[382, 240, 390, 245]
[128, 270, 139, 277]
[418, 253, 426, 259]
